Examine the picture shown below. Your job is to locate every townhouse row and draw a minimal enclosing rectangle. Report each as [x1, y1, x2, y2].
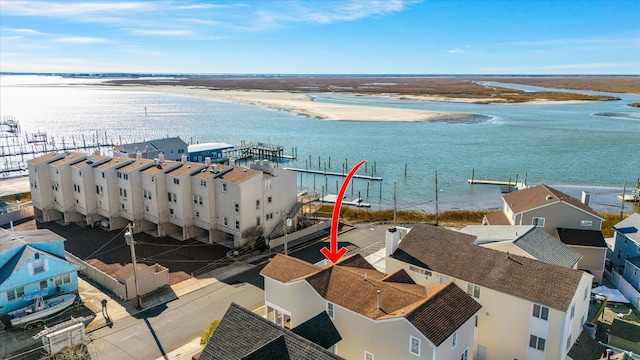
[28, 151, 297, 248]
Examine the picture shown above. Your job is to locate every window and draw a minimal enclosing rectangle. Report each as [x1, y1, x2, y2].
[39, 280, 48, 289]
[145, 205, 149, 212]
[96, 185, 103, 195]
[195, 211, 200, 218]
[409, 336, 420, 356]
[223, 217, 228, 226]
[580, 220, 593, 227]
[234, 203, 239, 213]
[173, 178, 180, 185]
[123, 174, 129, 180]
[54, 273, 71, 286]
[256, 217, 261, 226]
[532, 217, 545, 227]
[409, 265, 432, 277]
[222, 183, 227, 193]
[364, 351, 374, 360]
[460, 348, 469, 360]
[151, 176, 155, 183]
[143, 189, 152, 200]
[265, 180, 272, 191]
[533, 304, 549, 320]
[117, 172, 122, 179]
[79, 170, 82, 176]
[33, 259, 45, 274]
[452, 331, 457, 348]
[268, 196, 273, 203]
[193, 195, 203, 206]
[266, 213, 273, 221]
[467, 283, 480, 299]
[475, 315, 478, 327]
[168, 192, 177, 203]
[566, 335, 572, 351]
[256, 199, 260, 210]
[584, 287, 588, 301]
[102, 172, 105, 178]
[235, 220, 240, 230]
[327, 302, 334, 319]
[200, 180, 207, 187]
[7, 287, 25, 302]
[581, 314, 585, 326]
[169, 208, 175, 217]
[529, 335, 546, 351]
[570, 304, 575, 319]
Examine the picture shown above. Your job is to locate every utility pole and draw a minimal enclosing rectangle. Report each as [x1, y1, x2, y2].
[281, 209, 290, 256]
[124, 223, 142, 310]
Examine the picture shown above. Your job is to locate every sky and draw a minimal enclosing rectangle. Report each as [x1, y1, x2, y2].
[0, 0, 639, 74]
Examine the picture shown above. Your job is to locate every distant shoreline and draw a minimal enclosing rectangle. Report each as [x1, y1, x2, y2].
[107, 84, 475, 122]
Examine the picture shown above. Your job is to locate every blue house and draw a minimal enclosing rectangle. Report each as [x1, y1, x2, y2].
[188, 142, 233, 164]
[612, 213, 640, 272]
[0, 228, 82, 316]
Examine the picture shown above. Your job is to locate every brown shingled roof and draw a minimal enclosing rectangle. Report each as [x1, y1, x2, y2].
[483, 211, 511, 225]
[49, 152, 86, 167]
[392, 224, 587, 311]
[261, 254, 481, 346]
[27, 152, 63, 166]
[166, 161, 207, 177]
[503, 184, 602, 219]
[218, 167, 262, 184]
[117, 158, 155, 173]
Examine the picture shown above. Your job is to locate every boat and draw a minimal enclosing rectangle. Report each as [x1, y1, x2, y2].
[7, 291, 77, 328]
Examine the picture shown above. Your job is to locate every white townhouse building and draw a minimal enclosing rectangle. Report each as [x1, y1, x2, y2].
[140, 157, 183, 238]
[261, 253, 482, 360]
[29, 152, 298, 249]
[93, 156, 134, 231]
[28, 152, 65, 223]
[70, 154, 111, 227]
[386, 224, 593, 360]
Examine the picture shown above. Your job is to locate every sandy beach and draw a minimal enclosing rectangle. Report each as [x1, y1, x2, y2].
[110, 85, 471, 122]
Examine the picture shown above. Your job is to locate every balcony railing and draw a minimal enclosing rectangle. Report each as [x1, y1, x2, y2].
[144, 213, 159, 224]
[75, 204, 87, 215]
[169, 216, 184, 227]
[193, 218, 210, 230]
[121, 209, 134, 221]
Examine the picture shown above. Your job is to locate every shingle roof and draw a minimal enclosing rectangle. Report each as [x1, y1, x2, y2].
[391, 224, 587, 311]
[610, 318, 640, 342]
[200, 303, 343, 360]
[483, 211, 511, 225]
[261, 254, 481, 346]
[217, 167, 262, 184]
[515, 227, 583, 268]
[49, 152, 87, 167]
[193, 164, 233, 180]
[291, 312, 342, 349]
[117, 158, 155, 173]
[613, 213, 640, 243]
[70, 155, 111, 169]
[166, 162, 207, 177]
[141, 160, 181, 176]
[94, 157, 132, 170]
[557, 228, 607, 248]
[117, 137, 188, 153]
[27, 152, 63, 166]
[503, 184, 602, 219]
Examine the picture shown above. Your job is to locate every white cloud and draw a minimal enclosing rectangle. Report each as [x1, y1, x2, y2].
[448, 48, 464, 54]
[0, 1, 156, 16]
[130, 29, 194, 36]
[55, 36, 108, 44]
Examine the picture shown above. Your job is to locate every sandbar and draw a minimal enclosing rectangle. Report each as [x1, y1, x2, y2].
[111, 85, 471, 122]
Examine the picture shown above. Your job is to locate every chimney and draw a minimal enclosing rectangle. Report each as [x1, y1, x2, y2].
[158, 152, 165, 162]
[94, 148, 100, 156]
[385, 227, 400, 257]
[153, 158, 159, 166]
[181, 154, 187, 163]
[213, 164, 218, 173]
[205, 157, 211, 165]
[230, 158, 236, 167]
[136, 151, 142, 159]
[581, 191, 591, 206]
[376, 290, 381, 309]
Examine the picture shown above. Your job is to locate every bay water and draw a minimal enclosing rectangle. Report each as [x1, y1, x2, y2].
[1, 75, 638, 213]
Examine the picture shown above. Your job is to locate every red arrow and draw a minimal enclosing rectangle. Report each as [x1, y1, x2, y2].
[321, 160, 366, 263]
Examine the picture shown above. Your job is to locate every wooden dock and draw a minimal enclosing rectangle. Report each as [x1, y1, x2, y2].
[284, 167, 382, 181]
[322, 194, 371, 207]
[222, 142, 296, 161]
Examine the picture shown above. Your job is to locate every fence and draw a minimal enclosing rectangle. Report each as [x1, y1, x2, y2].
[65, 251, 127, 300]
[608, 268, 640, 310]
[0, 203, 34, 226]
[268, 220, 331, 249]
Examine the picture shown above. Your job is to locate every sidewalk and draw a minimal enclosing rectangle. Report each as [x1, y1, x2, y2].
[82, 261, 255, 333]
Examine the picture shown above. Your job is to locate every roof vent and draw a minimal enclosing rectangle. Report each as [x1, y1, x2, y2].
[376, 290, 381, 310]
[545, 195, 553, 200]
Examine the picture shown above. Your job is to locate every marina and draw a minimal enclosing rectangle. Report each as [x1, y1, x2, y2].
[284, 167, 382, 181]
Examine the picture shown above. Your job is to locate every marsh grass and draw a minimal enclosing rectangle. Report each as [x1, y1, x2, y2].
[318, 205, 635, 237]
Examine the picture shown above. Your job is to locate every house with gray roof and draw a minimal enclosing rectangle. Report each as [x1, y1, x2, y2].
[200, 302, 343, 360]
[386, 224, 593, 360]
[461, 225, 583, 269]
[114, 137, 188, 161]
[612, 214, 640, 300]
[483, 184, 607, 283]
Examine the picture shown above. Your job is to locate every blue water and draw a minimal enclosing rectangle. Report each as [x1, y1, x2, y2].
[1, 75, 638, 213]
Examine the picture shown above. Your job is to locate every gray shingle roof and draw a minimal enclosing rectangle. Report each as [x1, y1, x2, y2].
[291, 312, 342, 349]
[392, 224, 587, 311]
[200, 303, 343, 360]
[516, 227, 583, 268]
